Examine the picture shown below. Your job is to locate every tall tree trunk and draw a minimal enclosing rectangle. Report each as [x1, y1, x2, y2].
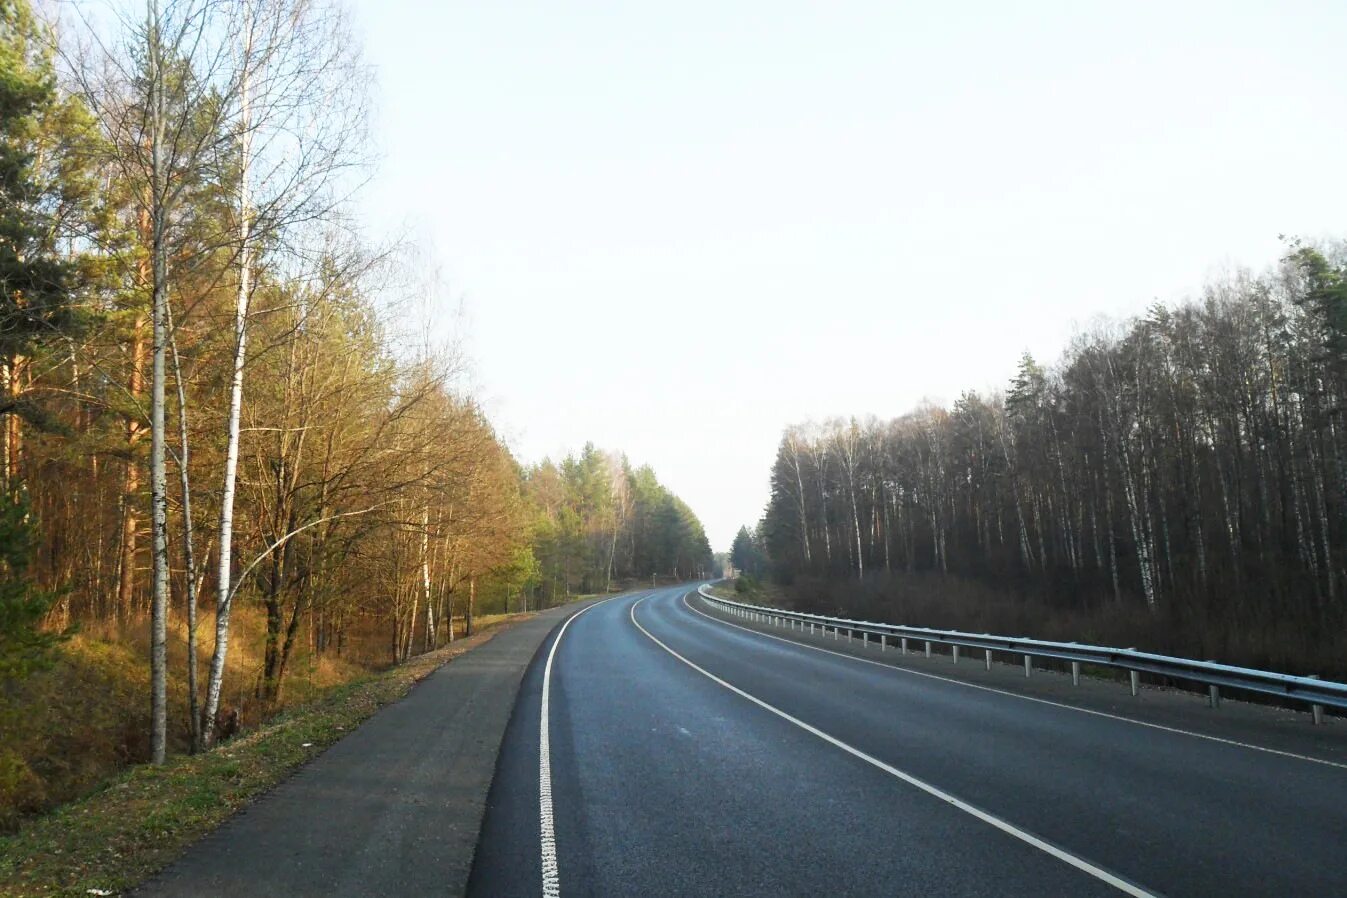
[788, 436, 811, 564]
[466, 576, 475, 637]
[118, 311, 147, 621]
[147, 0, 170, 765]
[1, 358, 13, 495]
[203, 40, 253, 747]
[168, 316, 202, 751]
[421, 507, 434, 650]
[849, 475, 864, 579]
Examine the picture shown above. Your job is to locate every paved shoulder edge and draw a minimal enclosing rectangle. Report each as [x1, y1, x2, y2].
[134, 602, 600, 898]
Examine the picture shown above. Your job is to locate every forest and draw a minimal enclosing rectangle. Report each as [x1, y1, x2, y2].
[748, 243, 1347, 677]
[0, 0, 710, 825]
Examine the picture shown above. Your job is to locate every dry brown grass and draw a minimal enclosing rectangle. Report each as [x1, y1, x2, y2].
[0, 614, 531, 897]
[0, 604, 484, 832]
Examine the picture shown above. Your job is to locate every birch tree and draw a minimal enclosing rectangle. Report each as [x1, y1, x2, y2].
[203, 0, 368, 745]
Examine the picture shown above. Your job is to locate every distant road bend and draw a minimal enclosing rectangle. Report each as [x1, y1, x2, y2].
[470, 585, 1347, 897]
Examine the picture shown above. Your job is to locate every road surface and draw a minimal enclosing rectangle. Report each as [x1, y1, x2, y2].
[469, 585, 1347, 897]
[137, 603, 600, 898]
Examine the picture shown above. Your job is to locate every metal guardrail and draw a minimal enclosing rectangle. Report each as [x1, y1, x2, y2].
[696, 585, 1347, 723]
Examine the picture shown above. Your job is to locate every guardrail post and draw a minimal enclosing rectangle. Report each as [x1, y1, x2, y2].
[1129, 670, 1139, 697]
[1209, 684, 1221, 709]
[952, 645, 960, 664]
[880, 634, 886, 652]
[1310, 675, 1325, 725]
[847, 628, 852, 643]
[1023, 655, 1032, 677]
[863, 632, 869, 649]
[925, 641, 932, 658]
[1071, 661, 1080, 686]
[901, 637, 908, 655]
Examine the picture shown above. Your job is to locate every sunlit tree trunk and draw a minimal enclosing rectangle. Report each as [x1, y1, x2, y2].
[203, 25, 253, 745]
[117, 308, 147, 621]
[422, 506, 435, 650]
[146, 0, 170, 764]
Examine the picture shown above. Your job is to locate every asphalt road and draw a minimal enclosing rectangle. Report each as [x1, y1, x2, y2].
[136, 603, 598, 898]
[469, 585, 1347, 897]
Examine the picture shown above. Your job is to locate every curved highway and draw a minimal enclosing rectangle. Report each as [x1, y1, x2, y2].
[468, 585, 1347, 897]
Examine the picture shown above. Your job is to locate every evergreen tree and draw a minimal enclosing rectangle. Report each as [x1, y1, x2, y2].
[0, 0, 73, 362]
[730, 525, 766, 577]
[0, 495, 62, 681]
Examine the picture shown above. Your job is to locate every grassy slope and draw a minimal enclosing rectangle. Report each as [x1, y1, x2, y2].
[0, 604, 382, 830]
[0, 615, 529, 898]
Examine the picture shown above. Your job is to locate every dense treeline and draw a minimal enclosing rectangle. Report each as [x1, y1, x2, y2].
[0, 0, 707, 818]
[524, 444, 715, 602]
[755, 244, 1347, 672]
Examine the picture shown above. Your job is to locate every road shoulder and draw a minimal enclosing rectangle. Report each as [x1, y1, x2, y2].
[688, 590, 1347, 769]
[0, 605, 591, 898]
[128, 603, 595, 898]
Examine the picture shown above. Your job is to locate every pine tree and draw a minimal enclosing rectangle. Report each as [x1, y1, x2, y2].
[0, 496, 62, 682]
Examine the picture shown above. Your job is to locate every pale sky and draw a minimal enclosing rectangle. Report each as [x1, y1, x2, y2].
[349, 0, 1347, 551]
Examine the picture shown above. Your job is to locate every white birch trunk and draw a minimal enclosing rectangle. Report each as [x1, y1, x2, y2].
[203, 27, 253, 746]
[147, 0, 170, 765]
[421, 507, 434, 650]
[787, 434, 811, 564]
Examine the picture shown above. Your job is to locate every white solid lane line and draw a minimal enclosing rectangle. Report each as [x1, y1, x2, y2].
[630, 596, 1159, 898]
[539, 600, 607, 898]
[684, 590, 1347, 772]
